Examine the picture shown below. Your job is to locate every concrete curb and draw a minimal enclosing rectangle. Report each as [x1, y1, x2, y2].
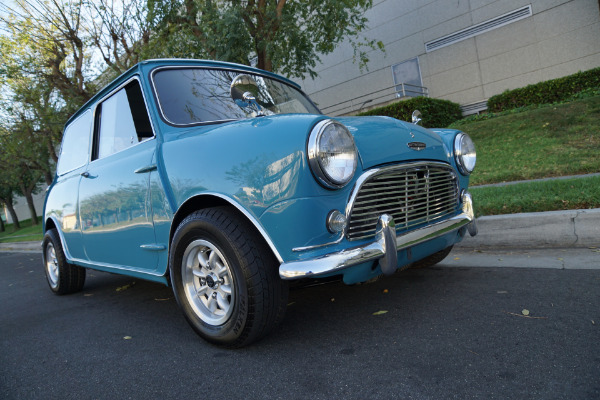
[457, 208, 600, 249]
[0, 241, 41, 253]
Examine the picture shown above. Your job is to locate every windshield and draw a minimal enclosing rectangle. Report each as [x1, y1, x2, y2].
[152, 68, 321, 125]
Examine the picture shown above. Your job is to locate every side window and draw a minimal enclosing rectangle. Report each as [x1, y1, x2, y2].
[56, 110, 92, 175]
[94, 79, 153, 160]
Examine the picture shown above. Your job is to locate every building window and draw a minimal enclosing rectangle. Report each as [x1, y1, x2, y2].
[391, 58, 427, 98]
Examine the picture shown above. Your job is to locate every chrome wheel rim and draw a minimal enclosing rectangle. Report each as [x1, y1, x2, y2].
[45, 243, 59, 289]
[181, 239, 235, 326]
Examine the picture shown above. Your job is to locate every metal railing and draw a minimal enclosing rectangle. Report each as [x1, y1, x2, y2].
[319, 83, 428, 117]
[395, 82, 429, 98]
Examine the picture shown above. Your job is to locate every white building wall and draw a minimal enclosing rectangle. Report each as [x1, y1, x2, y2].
[299, 0, 600, 116]
[3, 188, 46, 225]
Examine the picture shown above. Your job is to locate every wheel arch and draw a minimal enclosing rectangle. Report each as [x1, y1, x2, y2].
[44, 217, 58, 233]
[168, 193, 284, 267]
[43, 217, 75, 262]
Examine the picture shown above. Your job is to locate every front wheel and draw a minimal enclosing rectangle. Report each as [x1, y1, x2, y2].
[169, 207, 288, 347]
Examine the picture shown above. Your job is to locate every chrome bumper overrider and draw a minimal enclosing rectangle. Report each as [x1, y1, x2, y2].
[279, 192, 476, 280]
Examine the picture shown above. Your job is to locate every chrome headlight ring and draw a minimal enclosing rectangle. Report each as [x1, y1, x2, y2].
[307, 119, 358, 189]
[454, 132, 476, 175]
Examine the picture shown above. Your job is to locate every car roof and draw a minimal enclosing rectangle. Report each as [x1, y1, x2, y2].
[65, 59, 302, 127]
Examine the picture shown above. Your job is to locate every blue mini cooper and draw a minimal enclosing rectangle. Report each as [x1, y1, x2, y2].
[43, 59, 477, 347]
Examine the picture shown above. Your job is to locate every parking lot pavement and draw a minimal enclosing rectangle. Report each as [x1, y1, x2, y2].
[1, 251, 599, 400]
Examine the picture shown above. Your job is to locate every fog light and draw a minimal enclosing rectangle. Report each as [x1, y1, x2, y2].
[327, 210, 347, 234]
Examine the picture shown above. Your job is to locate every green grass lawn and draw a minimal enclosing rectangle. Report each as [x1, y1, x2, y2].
[451, 95, 600, 186]
[471, 176, 600, 216]
[0, 217, 43, 243]
[450, 95, 600, 216]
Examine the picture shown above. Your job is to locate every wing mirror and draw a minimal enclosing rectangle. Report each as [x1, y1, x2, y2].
[411, 110, 422, 126]
[230, 74, 264, 116]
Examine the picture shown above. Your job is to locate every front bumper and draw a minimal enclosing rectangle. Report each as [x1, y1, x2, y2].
[279, 192, 476, 280]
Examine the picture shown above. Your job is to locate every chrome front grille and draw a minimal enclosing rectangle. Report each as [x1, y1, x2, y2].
[347, 163, 459, 241]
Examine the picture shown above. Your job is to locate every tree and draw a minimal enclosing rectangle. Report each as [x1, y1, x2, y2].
[0, 174, 21, 231]
[149, 0, 383, 79]
[0, 127, 43, 225]
[0, 206, 5, 232]
[0, 0, 152, 181]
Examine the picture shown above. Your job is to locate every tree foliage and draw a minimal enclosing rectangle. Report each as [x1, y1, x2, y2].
[0, 0, 381, 225]
[148, 0, 381, 79]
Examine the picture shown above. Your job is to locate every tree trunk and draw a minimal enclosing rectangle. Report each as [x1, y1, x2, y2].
[0, 211, 5, 232]
[5, 203, 20, 230]
[44, 170, 53, 186]
[24, 190, 39, 225]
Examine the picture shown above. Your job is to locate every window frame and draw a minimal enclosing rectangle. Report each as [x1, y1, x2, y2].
[56, 110, 94, 176]
[149, 65, 321, 128]
[90, 76, 156, 163]
[391, 57, 427, 98]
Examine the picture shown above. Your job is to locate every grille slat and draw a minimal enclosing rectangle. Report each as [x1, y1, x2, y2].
[347, 164, 459, 240]
[351, 196, 456, 220]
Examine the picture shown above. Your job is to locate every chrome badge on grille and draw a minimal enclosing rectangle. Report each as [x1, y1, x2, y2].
[407, 142, 426, 151]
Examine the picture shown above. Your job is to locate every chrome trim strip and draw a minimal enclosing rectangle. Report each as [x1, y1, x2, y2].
[291, 233, 344, 252]
[140, 244, 167, 251]
[279, 192, 474, 280]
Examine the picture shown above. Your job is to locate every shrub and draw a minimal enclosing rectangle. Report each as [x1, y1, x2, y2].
[357, 96, 462, 128]
[487, 67, 600, 112]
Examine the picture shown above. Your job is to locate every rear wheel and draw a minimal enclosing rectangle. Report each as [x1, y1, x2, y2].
[42, 229, 86, 294]
[170, 207, 288, 347]
[410, 246, 453, 269]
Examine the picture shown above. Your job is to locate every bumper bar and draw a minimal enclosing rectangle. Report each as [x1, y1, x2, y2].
[279, 192, 476, 280]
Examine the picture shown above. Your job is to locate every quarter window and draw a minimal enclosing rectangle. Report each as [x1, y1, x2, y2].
[56, 110, 92, 175]
[94, 79, 153, 160]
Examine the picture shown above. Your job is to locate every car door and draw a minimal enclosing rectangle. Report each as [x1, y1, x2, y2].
[78, 77, 160, 272]
[47, 110, 94, 261]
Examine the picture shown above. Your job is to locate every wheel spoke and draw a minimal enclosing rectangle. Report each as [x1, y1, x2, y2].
[216, 292, 229, 310]
[192, 268, 206, 278]
[215, 262, 228, 278]
[207, 295, 218, 313]
[208, 250, 219, 270]
[219, 284, 232, 296]
[197, 249, 209, 269]
[197, 285, 208, 297]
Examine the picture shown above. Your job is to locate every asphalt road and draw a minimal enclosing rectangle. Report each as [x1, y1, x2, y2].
[1, 251, 599, 400]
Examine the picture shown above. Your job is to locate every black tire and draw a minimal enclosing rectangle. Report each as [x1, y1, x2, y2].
[410, 245, 454, 269]
[169, 207, 288, 348]
[42, 229, 86, 295]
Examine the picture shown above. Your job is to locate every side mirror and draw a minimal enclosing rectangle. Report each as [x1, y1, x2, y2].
[230, 74, 264, 116]
[411, 110, 422, 126]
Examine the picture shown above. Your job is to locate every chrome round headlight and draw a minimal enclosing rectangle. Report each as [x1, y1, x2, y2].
[454, 132, 476, 175]
[307, 120, 358, 189]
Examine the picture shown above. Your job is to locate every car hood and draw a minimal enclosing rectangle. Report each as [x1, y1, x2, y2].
[337, 116, 450, 170]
